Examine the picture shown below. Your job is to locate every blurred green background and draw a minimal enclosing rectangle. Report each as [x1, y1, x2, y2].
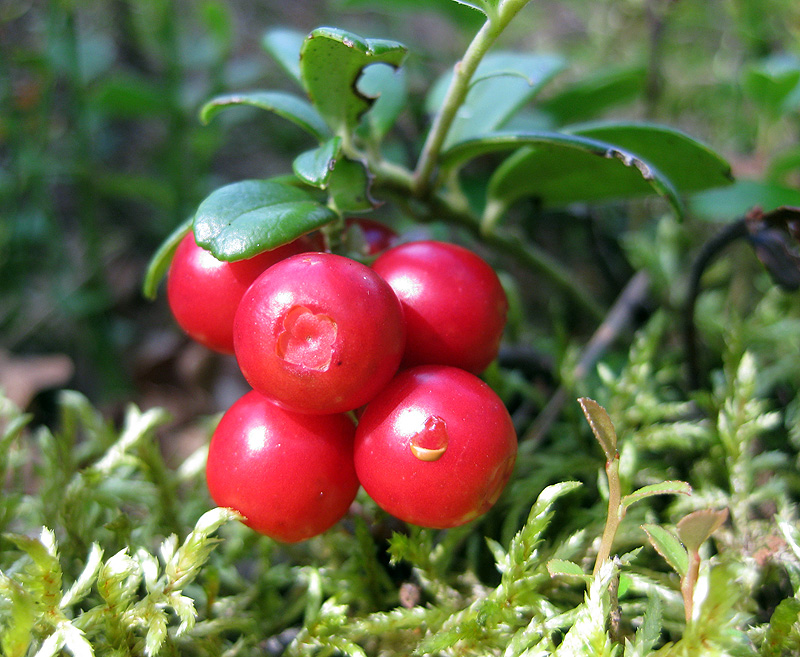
[1, 0, 799, 419]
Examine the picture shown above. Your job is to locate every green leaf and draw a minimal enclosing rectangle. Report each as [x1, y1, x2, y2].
[96, 549, 140, 607]
[333, 0, 484, 28]
[578, 397, 618, 462]
[761, 597, 800, 657]
[199, 1, 234, 53]
[690, 179, 800, 222]
[504, 481, 582, 574]
[142, 217, 192, 301]
[625, 595, 663, 657]
[0, 573, 36, 657]
[60, 543, 104, 609]
[261, 27, 305, 85]
[199, 91, 331, 142]
[88, 74, 168, 118]
[743, 54, 800, 115]
[642, 524, 688, 577]
[145, 606, 169, 656]
[357, 63, 408, 142]
[547, 558, 591, 582]
[299, 27, 407, 136]
[566, 122, 733, 194]
[538, 65, 648, 126]
[5, 529, 62, 592]
[621, 481, 693, 510]
[482, 130, 684, 227]
[427, 52, 565, 148]
[193, 179, 337, 261]
[676, 509, 729, 554]
[449, 0, 489, 13]
[293, 137, 344, 188]
[328, 157, 376, 213]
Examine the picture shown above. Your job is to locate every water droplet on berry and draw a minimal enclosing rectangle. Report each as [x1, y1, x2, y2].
[410, 415, 449, 461]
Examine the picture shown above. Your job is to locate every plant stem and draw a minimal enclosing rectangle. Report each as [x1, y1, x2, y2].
[682, 550, 701, 624]
[683, 218, 748, 390]
[412, 1, 531, 196]
[372, 165, 605, 320]
[594, 457, 622, 576]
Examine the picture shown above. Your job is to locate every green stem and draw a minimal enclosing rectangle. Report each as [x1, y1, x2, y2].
[593, 457, 622, 576]
[371, 165, 605, 321]
[412, 1, 532, 196]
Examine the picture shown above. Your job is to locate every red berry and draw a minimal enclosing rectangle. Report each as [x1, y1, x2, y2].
[206, 390, 359, 542]
[353, 365, 517, 529]
[372, 240, 508, 374]
[233, 252, 406, 414]
[167, 232, 305, 354]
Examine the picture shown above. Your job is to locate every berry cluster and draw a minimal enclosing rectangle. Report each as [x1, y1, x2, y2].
[167, 222, 518, 543]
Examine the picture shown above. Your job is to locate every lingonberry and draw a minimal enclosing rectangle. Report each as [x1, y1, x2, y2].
[353, 365, 517, 529]
[233, 252, 406, 414]
[167, 232, 306, 354]
[206, 389, 359, 542]
[372, 240, 508, 374]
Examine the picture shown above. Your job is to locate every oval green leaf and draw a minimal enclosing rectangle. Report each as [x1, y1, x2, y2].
[642, 523, 688, 577]
[299, 27, 407, 136]
[261, 28, 305, 85]
[293, 137, 343, 188]
[199, 91, 331, 142]
[566, 121, 733, 193]
[479, 130, 683, 227]
[328, 157, 376, 213]
[537, 65, 647, 126]
[193, 180, 337, 261]
[690, 179, 800, 222]
[621, 481, 693, 511]
[426, 52, 566, 148]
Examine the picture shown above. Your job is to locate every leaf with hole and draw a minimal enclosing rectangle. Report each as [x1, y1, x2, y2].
[193, 180, 336, 261]
[357, 63, 408, 142]
[299, 27, 407, 136]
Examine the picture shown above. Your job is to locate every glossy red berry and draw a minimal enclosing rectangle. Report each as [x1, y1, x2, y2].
[206, 390, 359, 542]
[353, 365, 517, 529]
[167, 232, 306, 354]
[233, 252, 406, 414]
[372, 240, 508, 374]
